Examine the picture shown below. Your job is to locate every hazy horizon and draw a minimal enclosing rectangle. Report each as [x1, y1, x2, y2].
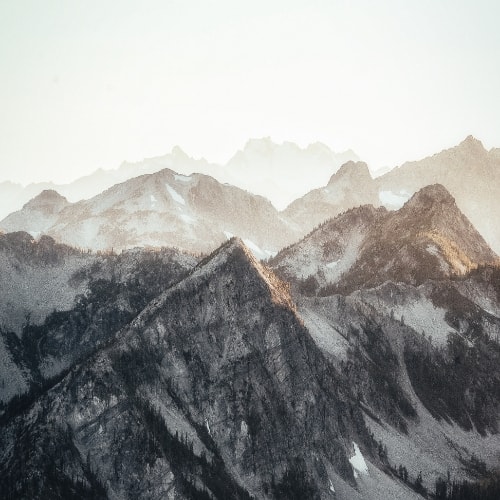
[1, 1, 499, 185]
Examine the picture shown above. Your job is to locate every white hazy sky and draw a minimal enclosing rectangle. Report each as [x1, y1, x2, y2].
[1, 0, 500, 185]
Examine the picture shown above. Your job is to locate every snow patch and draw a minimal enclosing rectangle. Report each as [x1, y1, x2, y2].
[240, 420, 248, 437]
[379, 190, 410, 209]
[329, 479, 335, 493]
[28, 231, 41, 238]
[165, 183, 186, 205]
[179, 213, 195, 224]
[326, 260, 339, 269]
[223, 230, 233, 240]
[349, 442, 369, 477]
[174, 174, 192, 183]
[242, 238, 276, 260]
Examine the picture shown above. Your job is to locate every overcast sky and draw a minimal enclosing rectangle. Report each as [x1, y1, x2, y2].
[1, 0, 499, 185]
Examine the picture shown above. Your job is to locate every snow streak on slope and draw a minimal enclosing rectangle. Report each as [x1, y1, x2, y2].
[165, 183, 186, 205]
[349, 442, 369, 477]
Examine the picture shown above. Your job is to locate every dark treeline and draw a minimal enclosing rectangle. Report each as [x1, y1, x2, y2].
[435, 474, 500, 500]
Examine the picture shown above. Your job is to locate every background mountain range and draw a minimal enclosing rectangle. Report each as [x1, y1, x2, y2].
[2, 135, 500, 257]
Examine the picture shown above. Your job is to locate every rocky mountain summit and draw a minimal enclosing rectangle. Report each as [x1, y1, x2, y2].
[1, 169, 299, 258]
[272, 184, 498, 295]
[282, 161, 378, 231]
[0, 190, 70, 238]
[376, 135, 500, 253]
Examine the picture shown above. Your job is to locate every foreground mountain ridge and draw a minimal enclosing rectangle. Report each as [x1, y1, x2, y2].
[1, 235, 408, 499]
[1, 201, 500, 498]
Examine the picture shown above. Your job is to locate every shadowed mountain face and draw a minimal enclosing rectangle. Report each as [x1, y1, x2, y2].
[1, 226, 500, 498]
[271, 184, 498, 296]
[0, 232, 198, 407]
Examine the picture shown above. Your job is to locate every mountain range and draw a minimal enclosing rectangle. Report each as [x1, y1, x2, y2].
[0, 138, 358, 221]
[3, 135, 500, 258]
[2, 138, 500, 499]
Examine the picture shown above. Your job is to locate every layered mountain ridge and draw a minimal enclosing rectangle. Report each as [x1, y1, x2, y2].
[2, 140, 500, 499]
[4, 135, 500, 258]
[0, 138, 358, 220]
